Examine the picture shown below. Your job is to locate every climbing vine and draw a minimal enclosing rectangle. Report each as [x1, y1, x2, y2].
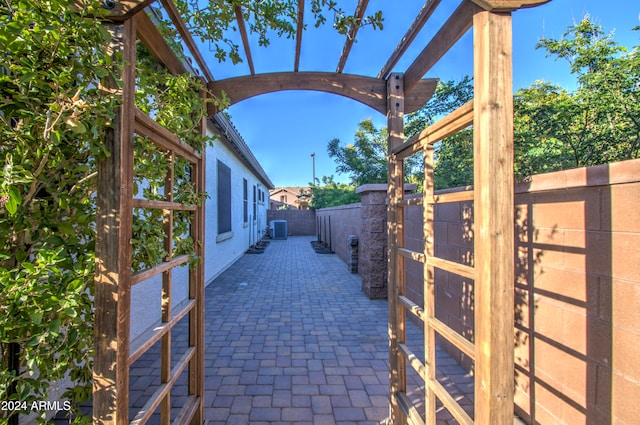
[0, 0, 115, 421]
[131, 43, 212, 272]
[0, 0, 213, 421]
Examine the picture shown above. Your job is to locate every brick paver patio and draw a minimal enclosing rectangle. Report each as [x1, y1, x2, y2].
[129, 236, 474, 425]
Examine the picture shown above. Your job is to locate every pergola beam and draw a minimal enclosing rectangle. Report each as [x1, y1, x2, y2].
[134, 11, 186, 75]
[235, 6, 256, 75]
[159, 0, 215, 82]
[336, 0, 369, 74]
[207, 72, 437, 116]
[377, 0, 441, 79]
[403, 0, 481, 93]
[294, 0, 304, 72]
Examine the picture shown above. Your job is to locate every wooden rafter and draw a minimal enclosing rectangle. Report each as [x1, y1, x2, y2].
[134, 12, 186, 76]
[159, 0, 215, 82]
[294, 0, 305, 72]
[377, 0, 441, 79]
[336, 0, 369, 74]
[235, 5, 256, 75]
[403, 0, 481, 93]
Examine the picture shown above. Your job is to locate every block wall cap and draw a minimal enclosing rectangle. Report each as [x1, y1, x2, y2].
[356, 183, 418, 194]
[515, 158, 640, 193]
[430, 159, 640, 196]
[316, 203, 361, 212]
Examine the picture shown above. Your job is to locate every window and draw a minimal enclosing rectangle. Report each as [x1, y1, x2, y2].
[280, 195, 287, 203]
[243, 178, 248, 224]
[217, 160, 231, 235]
[253, 185, 257, 220]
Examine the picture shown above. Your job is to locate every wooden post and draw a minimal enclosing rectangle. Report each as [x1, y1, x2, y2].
[473, 10, 515, 425]
[94, 17, 136, 425]
[387, 73, 406, 425]
[161, 151, 174, 425]
[423, 145, 437, 425]
[188, 81, 208, 425]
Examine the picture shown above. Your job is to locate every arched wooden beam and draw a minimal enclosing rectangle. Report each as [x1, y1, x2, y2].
[207, 72, 437, 116]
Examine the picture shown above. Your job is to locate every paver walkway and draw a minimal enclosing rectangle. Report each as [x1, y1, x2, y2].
[129, 236, 474, 425]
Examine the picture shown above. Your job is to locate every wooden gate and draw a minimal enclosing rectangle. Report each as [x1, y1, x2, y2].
[385, 7, 518, 425]
[93, 15, 206, 425]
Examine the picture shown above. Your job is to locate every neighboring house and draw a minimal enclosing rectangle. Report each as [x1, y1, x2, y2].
[130, 113, 274, 341]
[269, 186, 312, 210]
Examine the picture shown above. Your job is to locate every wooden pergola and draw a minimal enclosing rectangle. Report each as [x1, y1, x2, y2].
[93, 0, 549, 424]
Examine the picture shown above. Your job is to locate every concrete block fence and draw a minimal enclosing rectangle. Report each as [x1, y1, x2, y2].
[267, 158, 640, 425]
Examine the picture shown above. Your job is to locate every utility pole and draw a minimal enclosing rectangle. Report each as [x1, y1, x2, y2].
[311, 152, 316, 185]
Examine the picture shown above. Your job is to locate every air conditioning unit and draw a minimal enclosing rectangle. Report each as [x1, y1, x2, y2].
[270, 220, 288, 240]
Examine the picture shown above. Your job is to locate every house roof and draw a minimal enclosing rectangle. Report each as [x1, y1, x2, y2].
[269, 186, 311, 196]
[209, 113, 274, 190]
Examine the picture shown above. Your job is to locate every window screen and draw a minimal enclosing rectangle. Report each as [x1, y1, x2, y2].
[243, 178, 248, 223]
[253, 185, 257, 219]
[217, 160, 231, 234]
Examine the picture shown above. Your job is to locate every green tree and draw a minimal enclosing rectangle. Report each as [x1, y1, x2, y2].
[432, 130, 474, 190]
[421, 16, 640, 187]
[309, 176, 360, 209]
[513, 81, 577, 178]
[327, 119, 389, 186]
[326, 77, 475, 192]
[406, 77, 475, 190]
[405, 75, 474, 140]
[530, 16, 640, 167]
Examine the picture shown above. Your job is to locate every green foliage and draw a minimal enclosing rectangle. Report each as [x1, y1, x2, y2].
[405, 77, 475, 190]
[309, 176, 360, 209]
[132, 44, 212, 273]
[1, 0, 113, 420]
[409, 16, 640, 189]
[327, 119, 388, 186]
[170, 0, 384, 64]
[0, 0, 210, 421]
[324, 78, 475, 194]
[405, 76, 474, 140]
[327, 118, 422, 187]
[432, 130, 474, 190]
[528, 16, 640, 167]
[513, 81, 578, 178]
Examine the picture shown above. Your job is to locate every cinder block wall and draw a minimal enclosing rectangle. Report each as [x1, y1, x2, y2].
[403, 158, 640, 425]
[267, 209, 316, 236]
[316, 203, 361, 268]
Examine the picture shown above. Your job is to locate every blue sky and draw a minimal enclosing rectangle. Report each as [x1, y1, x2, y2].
[202, 1, 640, 188]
